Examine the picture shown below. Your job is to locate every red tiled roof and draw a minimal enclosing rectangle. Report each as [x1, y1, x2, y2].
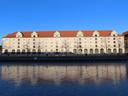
[122, 31, 128, 35]
[82, 31, 94, 37]
[59, 31, 78, 37]
[37, 31, 55, 37]
[97, 30, 112, 37]
[3, 30, 122, 38]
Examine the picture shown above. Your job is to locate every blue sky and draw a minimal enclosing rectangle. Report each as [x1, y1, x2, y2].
[0, 0, 128, 39]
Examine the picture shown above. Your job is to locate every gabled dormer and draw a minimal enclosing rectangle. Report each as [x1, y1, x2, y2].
[92, 30, 100, 37]
[31, 31, 38, 38]
[76, 31, 84, 37]
[54, 31, 60, 37]
[111, 30, 117, 37]
[16, 32, 23, 38]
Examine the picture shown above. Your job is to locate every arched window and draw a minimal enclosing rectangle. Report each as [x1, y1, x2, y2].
[73, 49, 77, 53]
[27, 49, 31, 53]
[113, 49, 117, 54]
[84, 49, 88, 54]
[95, 49, 99, 54]
[108, 49, 111, 54]
[22, 49, 25, 53]
[100, 49, 104, 54]
[33, 49, 36, 52]
[38, 49, 41, 54]
[12, 49, 15, 54]
[17, 49, 20, 53]
[78, 49, 82, 54]
[119, 48, 123, 54]
[5, 49, 8, 53]
[90, 49, 93, 54]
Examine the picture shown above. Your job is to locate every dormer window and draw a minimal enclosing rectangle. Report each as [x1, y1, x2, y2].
[93, 31, 99, 37]
[113, 34, 116, 37]
[31, 32, 38, 38]
[95, 35, 98, 37]
[111, 31, 117, 37]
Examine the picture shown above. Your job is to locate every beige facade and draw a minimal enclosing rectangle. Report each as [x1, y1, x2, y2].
[2, 30, 125, 54]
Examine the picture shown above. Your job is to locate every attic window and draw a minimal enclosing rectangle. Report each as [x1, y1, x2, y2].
[113, 34, 116, 37]
[95, 34, 98, 37]
[33, 35, 36, 38]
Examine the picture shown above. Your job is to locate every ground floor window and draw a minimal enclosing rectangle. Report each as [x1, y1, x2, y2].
[22, 49, 25, 53]
[12, 49, 15, 53]
[108, 49, 111, 54]
[113, 49, 117, 54]
[17, 49, 20, 53]
[119, 48, 123, 54]
[5, 49, 8, 53]
[73, 49, 77, 53]
[84, 49, 88, 54]
[100, 49, 104, 54]
[95, 49, 99, 54]
[90, 49, 93, 54]
[78, 49, 82, 54]
[33, 49, 36, 52]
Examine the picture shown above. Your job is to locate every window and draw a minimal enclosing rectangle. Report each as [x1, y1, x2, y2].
[95, 35, 98, 37]
[33, 46, 35, 48]
[100, 49, 104, 54]
[18, 39, 20, 41]
[18, 46, 20, 48]
[113, 34, 116, 37]
[5, 49, 8, 53]
[114, 45, 116, 47]
[113, 49, 117, 54]
[84, 49, 88, 54]
[113, 41, 116, 43]
[79, 45, 82, 48]
[95, 49, 99, 54]
[108, 49, 111, 54]
[113, 38, 116, 40]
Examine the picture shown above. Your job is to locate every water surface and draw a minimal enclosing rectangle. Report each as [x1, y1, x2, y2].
[0, 62, 128, 96]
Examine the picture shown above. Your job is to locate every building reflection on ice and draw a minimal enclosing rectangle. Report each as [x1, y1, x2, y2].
[0, 64, 127, 86]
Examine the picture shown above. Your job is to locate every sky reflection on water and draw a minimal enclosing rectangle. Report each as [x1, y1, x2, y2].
[0, 63, 128, 96]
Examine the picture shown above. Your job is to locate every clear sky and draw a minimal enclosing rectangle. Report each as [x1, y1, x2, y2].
[0, 0, 128, 39]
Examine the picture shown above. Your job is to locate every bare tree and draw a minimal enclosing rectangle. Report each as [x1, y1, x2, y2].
[36, 42, 41, 52]
[62, 40, 70, 53]
[103, 37, 108, 54]
[23, 41, 30, 52]
[117, 39, 123, 53]
[75, 38, 82, 54]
